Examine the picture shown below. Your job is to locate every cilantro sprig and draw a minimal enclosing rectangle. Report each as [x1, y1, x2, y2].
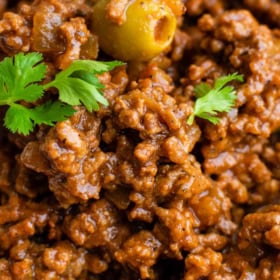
[187, 72, 243, 125]
[0, 52, 124, 135]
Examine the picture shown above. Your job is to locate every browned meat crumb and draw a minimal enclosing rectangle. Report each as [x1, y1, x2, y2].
[0, 0, 280, 279]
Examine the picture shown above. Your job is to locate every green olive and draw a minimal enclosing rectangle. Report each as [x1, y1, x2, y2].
[91, 0, 177, 61]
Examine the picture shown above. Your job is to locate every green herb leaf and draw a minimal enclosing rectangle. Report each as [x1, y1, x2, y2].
[0, 52, 124, 135]
[0, 52, 46, 103]
[30, 101, 76, 126]
[44, 60, 124, 111]
[187, 72, 243, 125]
[4, 102, 75, 136]
[4, 104, 34, 135]
[194, 83, 211, 98]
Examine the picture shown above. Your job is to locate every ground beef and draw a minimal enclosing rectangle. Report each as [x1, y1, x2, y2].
[244, 0, 280, 27]
[1, 0, 280, 279]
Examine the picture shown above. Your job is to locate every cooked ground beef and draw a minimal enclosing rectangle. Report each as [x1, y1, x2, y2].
[0, 0, 280, 279]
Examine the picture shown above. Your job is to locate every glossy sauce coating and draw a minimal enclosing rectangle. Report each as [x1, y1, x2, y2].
[0, 0, 280, 279]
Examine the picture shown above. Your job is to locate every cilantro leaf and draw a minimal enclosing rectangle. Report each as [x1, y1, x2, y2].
[44, 60, 124, 111]
[0, 52, 123, 135]
[4, 104, 34, 135]
[52, 59, 124, 79]
[72, 71, 108, 105]
[194, 83, 211, 98]
[4, 102, 75, 135]
[46, 77, 101, 112]
[30, 101, 76, 126]
[72, 70, 104, 89]
[214, 72, 243, 90]
[0, 52, 46, 103]
[187, 73, 243, 125]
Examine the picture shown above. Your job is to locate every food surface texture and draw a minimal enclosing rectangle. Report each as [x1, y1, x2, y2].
[1, 0, 280, 279]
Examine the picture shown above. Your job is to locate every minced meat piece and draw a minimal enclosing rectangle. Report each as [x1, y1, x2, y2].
[1, 0, 280, 279]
